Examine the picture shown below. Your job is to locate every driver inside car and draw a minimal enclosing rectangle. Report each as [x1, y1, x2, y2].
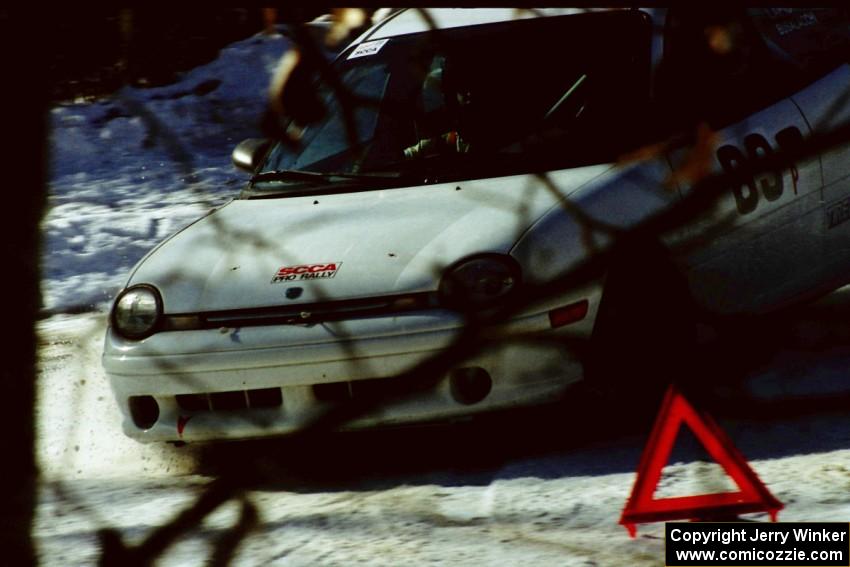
[402, 56, 481, 160]
[401, 51, 593, 163]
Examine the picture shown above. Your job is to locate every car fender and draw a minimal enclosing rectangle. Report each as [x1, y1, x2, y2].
[510, 158, 677, 285]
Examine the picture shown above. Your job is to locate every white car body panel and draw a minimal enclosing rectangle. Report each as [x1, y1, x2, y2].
[790, 65, 850, 291]
[513, 158, 676, 283]
[105, 162, 608, 441]
[669, 97, 821, 312]
[129, 165, 609, 313]
[104, 308, 592, 440]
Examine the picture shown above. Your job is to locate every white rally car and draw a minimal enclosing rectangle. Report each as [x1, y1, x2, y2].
[103, 8, 850, 442]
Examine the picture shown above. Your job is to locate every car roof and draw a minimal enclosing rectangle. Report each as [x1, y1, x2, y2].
[352, 8, 644, 45]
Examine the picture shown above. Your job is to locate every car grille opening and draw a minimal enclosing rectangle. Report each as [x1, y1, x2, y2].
[176, 387, 282, 413]
[312, 375, 431, 403]
[351, 376, 411, 398]
[164, 292, 439, 331]
[312, 381, 353, 402]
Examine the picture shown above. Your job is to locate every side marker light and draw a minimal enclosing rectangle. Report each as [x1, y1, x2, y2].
[548, 299, 589, 328]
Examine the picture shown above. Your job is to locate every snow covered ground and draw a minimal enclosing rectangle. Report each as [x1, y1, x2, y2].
[33, 308, 850, 566]
[44, 31, 290, 315]
[36, 27, 850, 567]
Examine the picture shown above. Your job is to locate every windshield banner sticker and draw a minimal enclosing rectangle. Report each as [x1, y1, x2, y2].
[347, 39, 389, 60]
[272, 263, 342, 283]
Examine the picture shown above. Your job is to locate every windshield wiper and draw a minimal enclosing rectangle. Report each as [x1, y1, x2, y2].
[250, 168, 403, 185]
[244, 168, 414, 199]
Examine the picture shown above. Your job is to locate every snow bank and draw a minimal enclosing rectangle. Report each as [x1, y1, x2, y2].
[44, 32, 291, 314]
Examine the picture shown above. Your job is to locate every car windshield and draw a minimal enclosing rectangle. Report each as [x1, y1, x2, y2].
[253, 11, 653, 193]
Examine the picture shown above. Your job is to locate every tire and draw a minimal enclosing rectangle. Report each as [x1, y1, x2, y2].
[585, 237, 697, 408]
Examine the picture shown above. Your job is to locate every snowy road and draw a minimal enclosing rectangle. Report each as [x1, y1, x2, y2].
[33, 300, 850, 566]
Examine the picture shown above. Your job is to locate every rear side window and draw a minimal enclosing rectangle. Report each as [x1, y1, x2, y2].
[657, 8, 809, 130]
[749, 8, 850, 75]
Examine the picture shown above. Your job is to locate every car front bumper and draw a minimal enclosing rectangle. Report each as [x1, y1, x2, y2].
[103, 296, 598, 443]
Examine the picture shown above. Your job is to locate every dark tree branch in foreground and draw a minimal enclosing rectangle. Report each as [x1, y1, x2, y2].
[4, 9, 48, 566]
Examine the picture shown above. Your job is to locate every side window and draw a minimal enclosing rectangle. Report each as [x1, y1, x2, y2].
[749, 9, 850, 76]
[406, 12, 654, 165]
[656, 8, 806, 131]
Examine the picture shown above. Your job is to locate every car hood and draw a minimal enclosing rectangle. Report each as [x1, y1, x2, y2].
[129, 167, 609, 313]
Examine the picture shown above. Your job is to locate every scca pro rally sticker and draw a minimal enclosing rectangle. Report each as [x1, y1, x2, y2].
[347, 39, 389, 60]
[271, 262, 342, 283]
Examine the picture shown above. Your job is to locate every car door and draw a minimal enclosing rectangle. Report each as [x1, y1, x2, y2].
[657, 8, 823, 314]
[791, 65, 850, 292]
[753, 8, 850, 300]
[668, 101, 819, 314]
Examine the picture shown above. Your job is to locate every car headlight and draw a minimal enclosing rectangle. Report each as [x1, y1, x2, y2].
[438, 254, 521, 310]
[112, 285, 163, 339]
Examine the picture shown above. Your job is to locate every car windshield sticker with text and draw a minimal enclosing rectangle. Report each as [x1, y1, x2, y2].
[271, 263, 342, 283]
[347, 39, 389, 60]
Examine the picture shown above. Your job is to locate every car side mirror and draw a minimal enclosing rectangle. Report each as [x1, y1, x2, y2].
[232, 138, 272, 173]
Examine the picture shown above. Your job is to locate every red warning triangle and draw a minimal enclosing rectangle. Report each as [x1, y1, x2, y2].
[620, 384, 783, 537]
